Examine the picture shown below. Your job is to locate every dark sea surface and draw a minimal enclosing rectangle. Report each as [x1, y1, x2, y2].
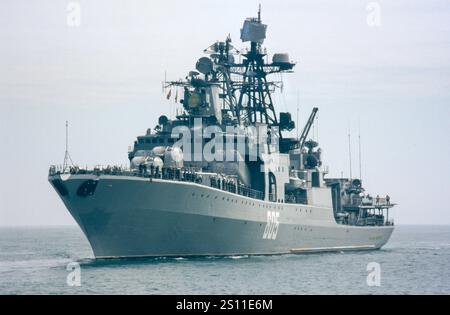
[0, 225, 449, 295]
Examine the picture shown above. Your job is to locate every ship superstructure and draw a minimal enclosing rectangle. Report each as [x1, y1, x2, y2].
[49, 10, 395, 258]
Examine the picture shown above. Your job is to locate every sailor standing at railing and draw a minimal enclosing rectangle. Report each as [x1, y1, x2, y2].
[150, 164, 155, 177]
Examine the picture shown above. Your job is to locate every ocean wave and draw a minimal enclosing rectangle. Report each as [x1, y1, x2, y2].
[229, 255, 249, 260]
[0, 258, 72, 273]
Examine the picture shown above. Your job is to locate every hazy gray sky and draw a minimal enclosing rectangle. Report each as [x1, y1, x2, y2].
[0, 0, 449, 225]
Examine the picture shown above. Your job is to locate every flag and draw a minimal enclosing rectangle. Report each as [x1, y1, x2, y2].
[166, 89, 172, 100]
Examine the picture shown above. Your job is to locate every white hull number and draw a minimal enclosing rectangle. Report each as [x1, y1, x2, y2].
[263, 211, 280, 240]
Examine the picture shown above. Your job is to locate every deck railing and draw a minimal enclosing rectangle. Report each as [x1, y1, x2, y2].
[49, 165, 268, 201]
[343, 195, 392, 208]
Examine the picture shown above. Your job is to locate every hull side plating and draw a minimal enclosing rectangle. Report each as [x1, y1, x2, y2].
[50, 174, 393, 258]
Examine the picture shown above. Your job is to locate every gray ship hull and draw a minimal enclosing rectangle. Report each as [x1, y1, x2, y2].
[50, 174, 394, 258]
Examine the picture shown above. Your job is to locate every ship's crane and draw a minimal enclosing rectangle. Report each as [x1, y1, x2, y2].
[296, 107, 318, 149]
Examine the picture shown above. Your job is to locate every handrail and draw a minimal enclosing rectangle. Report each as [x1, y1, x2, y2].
[343, 195, 392, 208]
[49, 165, 267, 201]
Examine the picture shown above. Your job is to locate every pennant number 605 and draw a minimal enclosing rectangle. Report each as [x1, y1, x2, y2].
[263, 211, 280, 240]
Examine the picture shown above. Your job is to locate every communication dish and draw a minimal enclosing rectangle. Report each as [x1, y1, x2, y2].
[196, 57, 213, 74]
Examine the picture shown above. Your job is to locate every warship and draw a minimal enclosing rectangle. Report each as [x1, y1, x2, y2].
[49, 9, 395, 258]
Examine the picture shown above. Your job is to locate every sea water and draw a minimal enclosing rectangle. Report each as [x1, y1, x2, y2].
[0, 225, 449, 294]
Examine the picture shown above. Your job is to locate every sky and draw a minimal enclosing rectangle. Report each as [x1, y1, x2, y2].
[0, 0, 449, 226]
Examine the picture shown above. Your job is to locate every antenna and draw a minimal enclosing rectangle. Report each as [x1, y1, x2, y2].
[63, 120, 74, 172]
[348, 127, 353, 179]
[162, 71, 166, 94]
[358, 120, 362, 181]
[162, 70, 167, 94]
[258, 4, 261, 22]
[296, 91, 299, 140]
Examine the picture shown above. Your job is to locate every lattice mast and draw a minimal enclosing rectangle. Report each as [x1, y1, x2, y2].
[234, 6, 295, 129]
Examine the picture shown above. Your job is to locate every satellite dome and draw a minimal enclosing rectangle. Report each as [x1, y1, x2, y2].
[272, 53, 290, 64]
